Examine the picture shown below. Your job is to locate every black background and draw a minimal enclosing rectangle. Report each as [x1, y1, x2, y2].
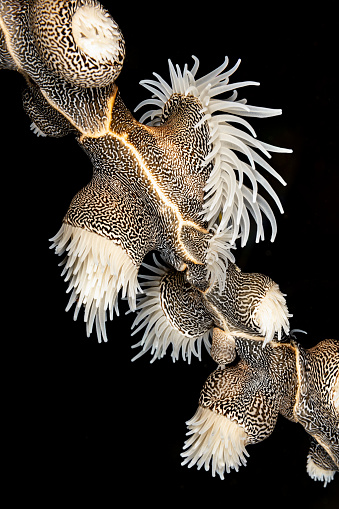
[2, 1, 338, 506]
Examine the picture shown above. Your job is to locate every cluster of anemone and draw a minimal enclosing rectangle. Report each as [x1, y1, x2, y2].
[1, 0, 338, 487]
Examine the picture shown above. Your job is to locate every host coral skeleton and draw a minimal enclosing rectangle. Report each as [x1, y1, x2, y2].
[1, 0, 338, 485]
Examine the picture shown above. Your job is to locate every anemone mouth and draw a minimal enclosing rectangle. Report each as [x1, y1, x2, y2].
[50, 223, 141, 343]
[306, 456, 336, 487]
[181, 406, 249, 479]
[131, 255, 212, 363]
[72, 5, 124, 63]
[252, 282, 291, 346]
